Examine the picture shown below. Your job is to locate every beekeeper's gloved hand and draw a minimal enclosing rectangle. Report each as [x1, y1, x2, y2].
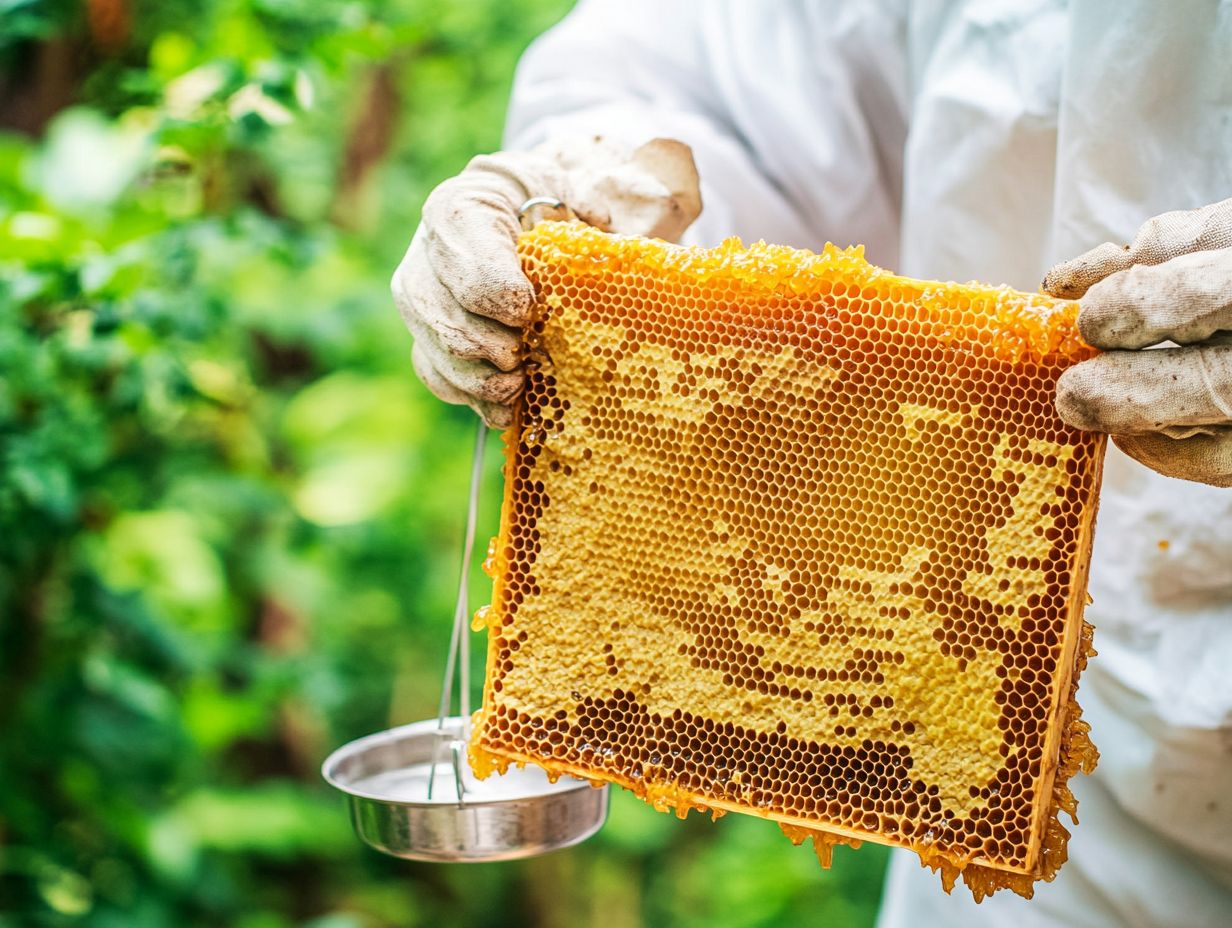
[392, 136, 702, 428]
[1043, 197, 1232, 487]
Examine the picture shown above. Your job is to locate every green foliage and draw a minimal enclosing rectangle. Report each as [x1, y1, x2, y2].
[0, 2, 888, 925]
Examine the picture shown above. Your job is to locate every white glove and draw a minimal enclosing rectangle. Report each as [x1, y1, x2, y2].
[392, 136, 702, 427]
[1043, 197, 1232, 487]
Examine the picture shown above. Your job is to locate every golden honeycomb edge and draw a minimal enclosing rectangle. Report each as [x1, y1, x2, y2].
[470, 221, 1107, 902]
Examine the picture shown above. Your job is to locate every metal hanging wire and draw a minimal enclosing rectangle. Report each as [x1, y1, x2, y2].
[427, 418, 488, 801]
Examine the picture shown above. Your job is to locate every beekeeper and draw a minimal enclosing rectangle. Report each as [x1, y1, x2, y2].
[391, 3, 1232, 926]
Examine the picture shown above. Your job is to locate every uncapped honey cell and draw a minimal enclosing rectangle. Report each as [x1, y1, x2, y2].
[471, 222, 1105, 901]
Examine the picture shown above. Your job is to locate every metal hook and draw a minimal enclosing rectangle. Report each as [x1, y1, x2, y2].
[518, 196, 568, 229]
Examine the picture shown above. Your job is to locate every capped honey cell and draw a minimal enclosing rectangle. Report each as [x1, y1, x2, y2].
[470, 222, 1105, 901]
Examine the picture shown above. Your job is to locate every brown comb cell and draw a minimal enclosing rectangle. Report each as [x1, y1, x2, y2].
[469, 221, 1104, 901]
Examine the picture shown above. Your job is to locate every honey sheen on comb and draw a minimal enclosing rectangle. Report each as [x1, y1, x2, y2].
[470, 222, 1105, 900]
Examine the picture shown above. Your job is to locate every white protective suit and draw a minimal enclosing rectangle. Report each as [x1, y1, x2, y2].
[504, 2, 1232, 926]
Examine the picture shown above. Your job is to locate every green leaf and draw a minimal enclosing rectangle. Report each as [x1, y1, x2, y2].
[145, 783, 353, 878]
[91, 510, 231, 634]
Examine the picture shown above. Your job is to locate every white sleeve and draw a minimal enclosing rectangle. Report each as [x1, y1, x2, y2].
[503, 0, 821, 248]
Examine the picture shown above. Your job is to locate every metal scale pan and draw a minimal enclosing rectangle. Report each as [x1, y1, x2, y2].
[322, 716, 607, 862]
[323, 376, 609, 861]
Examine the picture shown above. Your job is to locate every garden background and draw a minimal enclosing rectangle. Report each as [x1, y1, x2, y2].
[0, 2, 887, 925]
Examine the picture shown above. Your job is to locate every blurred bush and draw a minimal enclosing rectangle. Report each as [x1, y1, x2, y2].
[0, 2, 887, 926]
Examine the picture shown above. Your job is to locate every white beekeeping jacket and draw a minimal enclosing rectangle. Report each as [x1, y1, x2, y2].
[504, 2, 1232, 926]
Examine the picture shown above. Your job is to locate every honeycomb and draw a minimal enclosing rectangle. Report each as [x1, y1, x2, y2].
[470, 221, 1105, 900]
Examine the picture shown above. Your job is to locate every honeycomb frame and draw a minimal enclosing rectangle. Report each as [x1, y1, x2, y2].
[471, 222, 1105, 900]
